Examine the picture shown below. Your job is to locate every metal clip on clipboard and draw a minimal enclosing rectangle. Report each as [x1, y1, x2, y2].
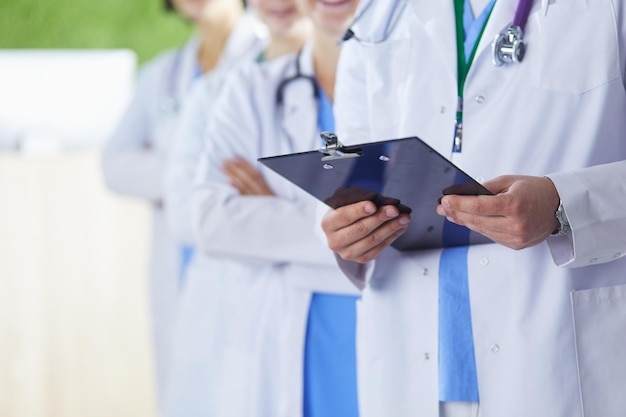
[318, 131, 363, 161]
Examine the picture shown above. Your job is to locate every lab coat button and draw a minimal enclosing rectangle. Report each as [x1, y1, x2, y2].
[480, 257, 489, 266]
[475, 95, 485, 104]
[422, 268, 429, 276]
[614, 252, 623, 259]
[424, 352, 430, 360]
[490, 344, 500, 353]
[440, 106, 446, 114]
[589, 257, 598, 264]
[476, 176, 485, 184]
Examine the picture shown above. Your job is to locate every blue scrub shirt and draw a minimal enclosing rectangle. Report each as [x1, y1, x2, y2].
[303, 88, 360, 417]
[439, 0, 496, 402]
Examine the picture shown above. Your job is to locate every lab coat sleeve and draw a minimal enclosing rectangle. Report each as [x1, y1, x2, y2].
[546, 160, 626, 267]
[192, 65, 340, 266]
[101, 56, 168, 201]
[334, 40, 373, 146]
[163, 75, 218, 245]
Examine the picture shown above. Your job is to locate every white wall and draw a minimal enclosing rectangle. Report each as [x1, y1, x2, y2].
[0, 49, 136, 151]
[0, 49, 158, 417]
[0, 152, 158, 417]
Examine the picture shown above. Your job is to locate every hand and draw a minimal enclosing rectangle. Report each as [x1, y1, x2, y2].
[221, 156, 274, 196]
[321, 201, 411, 263]
[436, 175, 561, 250]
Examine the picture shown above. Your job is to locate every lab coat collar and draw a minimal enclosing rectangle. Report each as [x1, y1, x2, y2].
[182, 12, 267, 95]
[174, 36, 201, 100]
[408, 0, 531, 88]
[216, 12, 268, 72]
[408, 0, 458, 83]
[280, 42, 319, 153]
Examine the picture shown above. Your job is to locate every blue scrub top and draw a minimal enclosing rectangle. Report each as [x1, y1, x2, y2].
[303, 88, 359, 417]
[439, 0, 496, 402]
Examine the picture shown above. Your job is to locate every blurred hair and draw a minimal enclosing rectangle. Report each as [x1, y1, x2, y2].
[164, 0, 247, 12]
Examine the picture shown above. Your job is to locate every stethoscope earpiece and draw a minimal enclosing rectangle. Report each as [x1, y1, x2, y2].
[341, 29, 355, 44]
[338, 0, 407, 46]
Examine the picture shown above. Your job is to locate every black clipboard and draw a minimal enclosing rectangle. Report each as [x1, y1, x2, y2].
[258, 134, 493, 251]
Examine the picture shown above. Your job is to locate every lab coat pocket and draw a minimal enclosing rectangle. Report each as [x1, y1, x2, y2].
[571, 284, 626, 417]
[531, 0, 620, 94]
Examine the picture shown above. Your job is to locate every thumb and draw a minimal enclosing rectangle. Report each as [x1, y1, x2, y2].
[481, 175, 515, 195]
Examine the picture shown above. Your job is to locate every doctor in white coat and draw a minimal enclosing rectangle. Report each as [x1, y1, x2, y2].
[162, 0, 310, 415]
[101, 0, 264, 409]
[190, 0, 360, 415]
[320, 0, 626, 416]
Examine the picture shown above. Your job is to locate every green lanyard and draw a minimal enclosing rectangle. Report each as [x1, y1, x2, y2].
[452, 0, 494, 152]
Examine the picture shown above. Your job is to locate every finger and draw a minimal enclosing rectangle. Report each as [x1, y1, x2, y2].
[223, 158, 271, 195]
[438, 198, 514, 237]
[321, 201, 379, 234]
[440, 194, 508, 217]
[327, 206, 409, 253]
[338, 222, 409, 263]
[444, 209, 508, 235]
[222, 162, 252, 194]
[481, 175, 515, 195]
[451, 206, 556, 247]
[323, 202, 403, 235]
[228, 175, 254, 195]
[224, 159, 259, 190]
[442, 207, 551, 250]
[232, 158, 273, 195]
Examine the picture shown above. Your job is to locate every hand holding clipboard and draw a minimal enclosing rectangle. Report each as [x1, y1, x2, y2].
[258, 132, 492, 251]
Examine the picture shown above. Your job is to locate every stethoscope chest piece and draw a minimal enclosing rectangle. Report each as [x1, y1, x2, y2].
[491, 25, 526, 66]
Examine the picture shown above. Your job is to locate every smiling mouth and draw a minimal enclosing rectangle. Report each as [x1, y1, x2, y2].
[317, 0, 352, 6]
[269, 8, 296, 17]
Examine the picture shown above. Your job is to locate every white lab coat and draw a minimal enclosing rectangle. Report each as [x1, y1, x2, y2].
[161, 17, 267, 417]
[333, 1, 626, 416]
[190, 43, 359, 417]
[101, 14, 265, 411]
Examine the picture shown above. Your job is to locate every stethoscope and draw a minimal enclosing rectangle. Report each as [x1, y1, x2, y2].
[161, 47, 184, 114]
[491, 0, 533, 66]
[161, 46, 203, 115]
[274, 48, 322, 152]
[340, 0, 407, 46]
[275, 48, 320, 107]
[341, 0, 535, 68]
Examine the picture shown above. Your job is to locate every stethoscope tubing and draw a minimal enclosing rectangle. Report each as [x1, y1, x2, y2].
[342, 0, 535, 68]
[275, 48, 320, 107]
[513, 0, 534, 27]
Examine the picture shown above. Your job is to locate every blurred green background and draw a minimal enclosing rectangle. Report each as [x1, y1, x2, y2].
[0, 0, 193, 64]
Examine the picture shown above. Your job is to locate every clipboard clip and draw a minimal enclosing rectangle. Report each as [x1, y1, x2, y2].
[318, 131, 362, 161]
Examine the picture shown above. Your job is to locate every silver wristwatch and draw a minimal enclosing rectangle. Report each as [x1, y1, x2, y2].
[552, 200, 571, 237]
